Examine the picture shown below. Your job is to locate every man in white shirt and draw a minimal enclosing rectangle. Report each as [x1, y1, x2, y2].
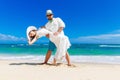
[43, 10, 71, 66]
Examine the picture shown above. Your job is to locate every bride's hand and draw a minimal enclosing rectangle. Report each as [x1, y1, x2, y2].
[28, 41, 32, 45]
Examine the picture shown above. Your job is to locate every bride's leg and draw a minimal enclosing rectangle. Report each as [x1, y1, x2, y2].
[66, 51, 71, 66]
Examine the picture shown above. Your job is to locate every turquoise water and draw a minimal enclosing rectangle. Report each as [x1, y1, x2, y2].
[0, 44, 120, 56]
[1, 44, 120, 64]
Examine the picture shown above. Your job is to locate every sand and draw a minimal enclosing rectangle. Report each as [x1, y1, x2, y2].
[0, 60, 120, 80]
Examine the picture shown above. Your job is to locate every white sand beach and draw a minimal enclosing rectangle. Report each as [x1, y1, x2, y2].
[0, 60, 120, 80]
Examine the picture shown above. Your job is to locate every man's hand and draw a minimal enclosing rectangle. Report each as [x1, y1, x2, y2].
[54, 32, 59, 36]
[46, 34, 49, 38]
[54, 27, 63, 36]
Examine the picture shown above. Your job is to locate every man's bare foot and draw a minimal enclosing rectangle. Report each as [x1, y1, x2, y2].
[67, 64, 76, 67]
[68, 64, 72, 66]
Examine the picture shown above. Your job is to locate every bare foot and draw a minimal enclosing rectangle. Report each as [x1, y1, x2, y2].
[67, 64, 76, 67]
[68, 64, 72, 66]
[52, 63, 57, 66]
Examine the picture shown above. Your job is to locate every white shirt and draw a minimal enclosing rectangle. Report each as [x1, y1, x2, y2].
[45, 17, 65, 35]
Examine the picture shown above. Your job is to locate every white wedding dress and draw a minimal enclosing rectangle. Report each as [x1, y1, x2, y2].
[37, 28, 71, 61]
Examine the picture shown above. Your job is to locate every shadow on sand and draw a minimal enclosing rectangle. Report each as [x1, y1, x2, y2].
[9, 62, 64, 66]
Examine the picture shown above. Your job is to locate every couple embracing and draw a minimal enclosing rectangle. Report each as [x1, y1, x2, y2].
[27, 10, 71, 66]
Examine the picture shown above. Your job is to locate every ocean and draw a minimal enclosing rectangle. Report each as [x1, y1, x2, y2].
[0, 44, 120, 64]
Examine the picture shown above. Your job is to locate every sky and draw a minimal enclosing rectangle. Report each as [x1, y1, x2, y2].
[0, 0, 120, 44]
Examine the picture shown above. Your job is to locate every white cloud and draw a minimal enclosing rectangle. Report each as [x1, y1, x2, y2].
[0, 33, 26, 42]
[80, 34, 120, 39]
[71, 30, 120, 44]
[111, 29, 120, 33]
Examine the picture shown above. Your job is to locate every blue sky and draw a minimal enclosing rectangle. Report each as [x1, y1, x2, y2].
[0, 0, 120, 44]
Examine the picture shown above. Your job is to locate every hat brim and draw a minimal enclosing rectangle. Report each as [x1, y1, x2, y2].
[26, 26, 37, 41]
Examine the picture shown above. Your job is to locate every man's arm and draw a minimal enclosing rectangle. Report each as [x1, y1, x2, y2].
[54, 18, 65, 36]
[54, 27, 64, 36]
[58, 27, 64, 33]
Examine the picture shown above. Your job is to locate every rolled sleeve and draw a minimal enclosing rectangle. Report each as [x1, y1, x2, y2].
[56, 18, 65, 28]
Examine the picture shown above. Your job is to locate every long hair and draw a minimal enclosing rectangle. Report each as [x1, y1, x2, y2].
[29, 30, 37, 41]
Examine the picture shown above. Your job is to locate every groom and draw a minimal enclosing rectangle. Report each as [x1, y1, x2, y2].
[42, 10, 71, 66]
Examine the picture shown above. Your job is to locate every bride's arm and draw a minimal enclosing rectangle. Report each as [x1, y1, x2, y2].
[28, 36, 38, 45]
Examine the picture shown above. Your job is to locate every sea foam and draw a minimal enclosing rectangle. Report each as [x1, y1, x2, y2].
[0, 55, 120, 64]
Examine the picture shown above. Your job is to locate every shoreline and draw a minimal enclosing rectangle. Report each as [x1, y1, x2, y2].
[0, 55, 120, 64]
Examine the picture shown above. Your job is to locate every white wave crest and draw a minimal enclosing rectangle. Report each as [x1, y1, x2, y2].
[0, 55, 120, 64]
[99, 45, 120, 48]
